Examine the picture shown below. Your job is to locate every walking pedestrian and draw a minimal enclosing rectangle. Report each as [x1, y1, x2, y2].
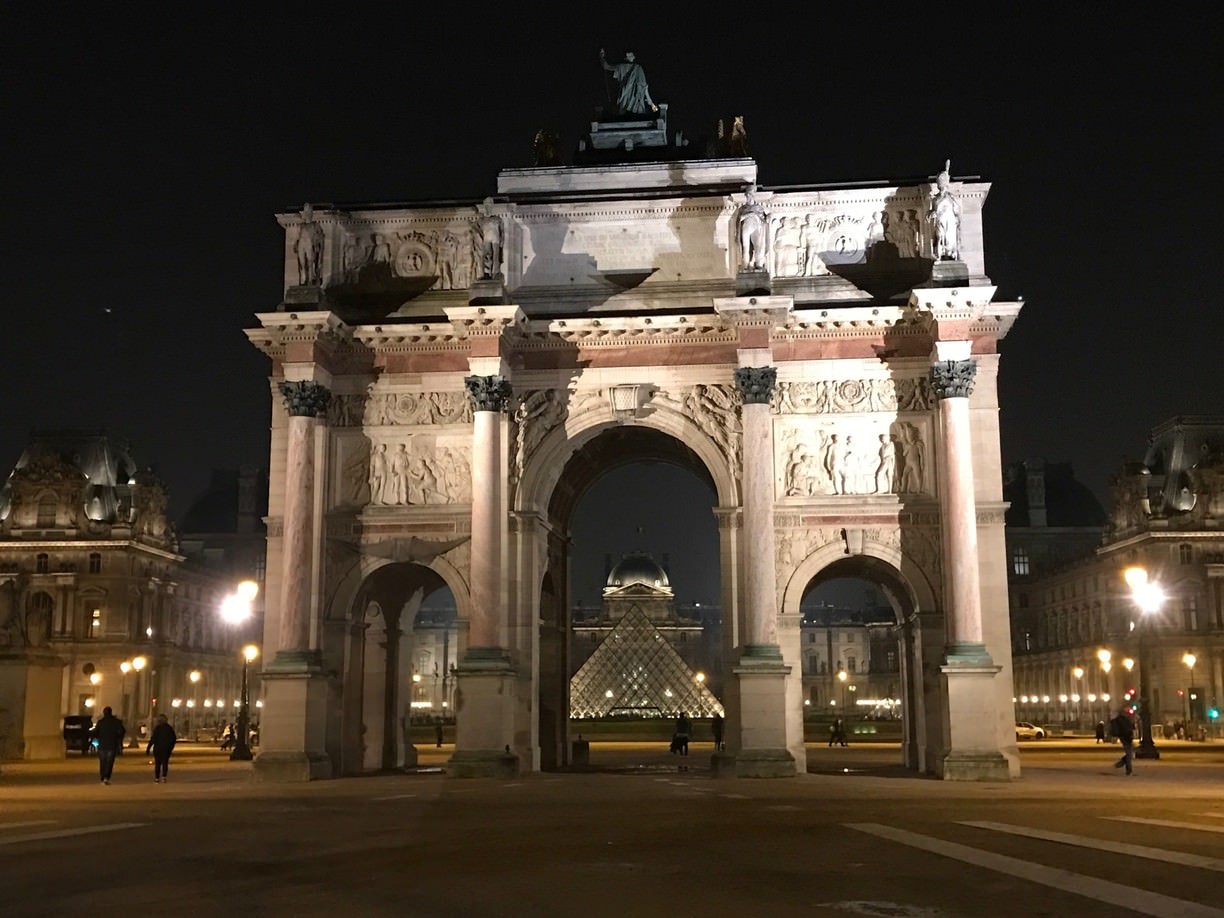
[435, 719, 444, 748]
[828, 717, 848, 748]
[711, 713, 725, 752]
[91, 706, 126, 785]
[1095, 720, 1106, 743]
[1110, 708, 1135, 775]
[146, 714, 177, 783]
[674, 712, 691, 757]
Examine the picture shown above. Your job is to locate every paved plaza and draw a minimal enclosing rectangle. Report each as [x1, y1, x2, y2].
[2, 742, 1223, 917]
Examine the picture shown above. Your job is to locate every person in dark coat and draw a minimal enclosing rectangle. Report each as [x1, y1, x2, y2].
[91, 706, 126, 784]
[146, 714, 177, 783]
[1095, 720, 1107, 743]
[711, 713, 725, 752]
[1110, 709, 1135, 775]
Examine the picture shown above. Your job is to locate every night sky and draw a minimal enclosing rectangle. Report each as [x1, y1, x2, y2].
[5, 9, 1218, 605]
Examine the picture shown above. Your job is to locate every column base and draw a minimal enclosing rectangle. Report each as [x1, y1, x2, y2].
[252, 751, 333, 783]
[944, 642, 994, 665]
[451, 648, 518, 777]
[939, 751, 1010, 782]
[252, 665, 332, 782]
[23, 735, 67, 760]
[447, 749, 520, 778]
[267, 649, 324, 672]
[1135, 742, 1161, 760]
[710, 750, 737, 779]
[734, 650, 796, 778]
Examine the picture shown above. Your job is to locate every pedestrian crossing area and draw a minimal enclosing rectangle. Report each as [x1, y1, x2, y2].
[0, 819, 146, 847]
[848, 815, 1224, 917]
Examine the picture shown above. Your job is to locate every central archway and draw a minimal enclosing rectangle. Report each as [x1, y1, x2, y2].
[521, 418, 735, 771]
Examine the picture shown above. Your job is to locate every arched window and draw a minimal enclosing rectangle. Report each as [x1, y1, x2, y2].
[36, 493, 57, 528]
[35, 553, 49, 574]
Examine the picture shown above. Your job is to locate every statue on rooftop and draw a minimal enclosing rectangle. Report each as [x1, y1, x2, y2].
[736, 185, 769, 273]
[599, 49, 657, 117]
[928, 160, 962, 261]
[474, 198, 503, 281]
[294, 203, 325, 286]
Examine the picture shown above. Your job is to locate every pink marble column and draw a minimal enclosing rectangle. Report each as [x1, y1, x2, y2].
[735, 367, 780, 655]
[275, 380, 330, 663]
[463, 374, 511, 653]
[930, 359, 988, 661]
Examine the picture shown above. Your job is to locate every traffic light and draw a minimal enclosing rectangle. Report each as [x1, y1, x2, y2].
[1210, 707, 1220, 721]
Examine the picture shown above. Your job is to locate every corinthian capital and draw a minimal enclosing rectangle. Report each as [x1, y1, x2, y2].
[929, 359, 977, 400]
[464, 374, 513, 413]
[278, 380, 332, 417]
[734, 366, 777, 405]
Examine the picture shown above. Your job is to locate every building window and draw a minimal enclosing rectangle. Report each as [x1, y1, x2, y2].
[88, 553, 102, 574]
[89, 607, 103, 637]
[847, 656, 857, 673]
[1012, 547, 1030, 576]
[886, 650, 897, 670]
[37, 494, 56, 528]
[807, 632, 816, 644]
[1179, 544, 1193, 565]
[1183, 597, 1199, 632]
[254, 550, 267, 583]
[35, 553, 49, 574]
[1019, 593, 1029, 609]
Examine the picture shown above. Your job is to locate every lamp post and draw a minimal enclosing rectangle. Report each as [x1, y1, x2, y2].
[231, 644, 259, 761]
[119, 661, 131, 724]
[1071, 666, 1084, 729]
[188, 670, 201, 740]
[837, 668, 848, 708]
[130, 655, 148, 742]
[220, 580, 259, 759]
[1182, 652, 1197, 734]
[1125, 566, 1165, 760]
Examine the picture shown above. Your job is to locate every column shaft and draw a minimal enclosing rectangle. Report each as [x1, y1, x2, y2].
[742, 400, 778, 649]
[938, 395, 983, 647]
[468, 410, 499, 649]
[279, 413, 317, 653]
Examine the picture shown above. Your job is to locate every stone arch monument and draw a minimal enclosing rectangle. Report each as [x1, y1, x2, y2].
[248, 149, 1022, 782]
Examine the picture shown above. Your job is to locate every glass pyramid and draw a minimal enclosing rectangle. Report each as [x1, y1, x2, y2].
[570, 605, 724, 718]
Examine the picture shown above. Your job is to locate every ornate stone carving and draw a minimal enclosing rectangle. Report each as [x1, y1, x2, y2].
[778, 422, 927, 497]
[736, 186, 769, 272]
[514, 389, 569, 481]
[278, 380, 332, 418]
[359, 440, 472, 507]
[928, 160, 962, 261]
[929, 359, 977, 400]
[464, 375, 513, 413]
[293, 204, 325, 286]
[885, 207, 922, 259]
[363, 391, 472, 427]
[734, 367, 776, 405]
[772, 377, 931, 414]
[774, 526, 838, 594]
[474, 198, 503, 281]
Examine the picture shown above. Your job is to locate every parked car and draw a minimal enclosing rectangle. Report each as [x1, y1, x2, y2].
[1015, 722, 1046, 740]
[62, 715, 94, 754]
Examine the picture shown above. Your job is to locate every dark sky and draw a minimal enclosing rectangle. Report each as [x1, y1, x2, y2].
[5, 8, 1218, 604]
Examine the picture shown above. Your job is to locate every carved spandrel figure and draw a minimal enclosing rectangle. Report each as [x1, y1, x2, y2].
[599, 49, 657, 116]
[875, 433, 897, 494]
[736, 186, 769, 272]
[898, 425, 925, 493]
[928, 160, 962, 260]
[294, 204, 325, 286]
[475, 198, 503, 280]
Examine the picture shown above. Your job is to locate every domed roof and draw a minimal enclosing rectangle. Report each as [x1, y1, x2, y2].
[606, 552, 670, 590]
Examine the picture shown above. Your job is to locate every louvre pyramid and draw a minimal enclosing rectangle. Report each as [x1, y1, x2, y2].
[570, 605, 724, 718]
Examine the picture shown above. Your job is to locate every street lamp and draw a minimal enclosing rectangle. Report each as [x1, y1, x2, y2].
[119, 661, 132, 724]
[231, 644, 259, 761]
[1071, 666, 1084, 728]
[837, 668, 848, 708]
[219, 580, 259, 757]
[1125, 566, 1165, 760]
[1183, 652, 1197, 733]
[189, 670, 201, 740]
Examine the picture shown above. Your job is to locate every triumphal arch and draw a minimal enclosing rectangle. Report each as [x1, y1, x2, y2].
[247, 97, 1022, 781]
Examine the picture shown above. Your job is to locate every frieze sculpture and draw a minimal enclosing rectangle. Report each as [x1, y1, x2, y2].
[734, 367, 776, 405]
[362, 391, 472, 427]
[464, 374, 513, 413]
[474, 198, 503, 281]
[929, 359, 977, 400]
[928, 160, 962, 261]
[736, 186, 769, 272]
[779, 423, 926, 496]
[278, 380, 332, 418]
[358, 442, 472, 507]
[772, 378, 931, 414]
[293, 203, 325, 286]
[599, 49, 657, 116]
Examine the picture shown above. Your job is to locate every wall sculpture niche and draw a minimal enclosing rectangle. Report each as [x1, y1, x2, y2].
[775, 418, 930, 498]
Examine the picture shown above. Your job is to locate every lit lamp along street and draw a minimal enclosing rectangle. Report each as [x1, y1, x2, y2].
[1182, 651, 1196, 734]
[219, 580, 260, 761]
[1124, 565, 1165, 760]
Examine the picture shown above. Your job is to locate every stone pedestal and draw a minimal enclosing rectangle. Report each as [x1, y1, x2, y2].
[253, 667, 332, 782]
[449, 652, 520, 778]
[283, 285, 325, 305]
[588, 105, 668, 150]
[929, 260, 969, 286]
[735, 270, 772, 297]
[734, 650, 795, 778]
[939, 663, 1009, 781]
[0, 656, 66, 760]
[469, 279, 506, 305]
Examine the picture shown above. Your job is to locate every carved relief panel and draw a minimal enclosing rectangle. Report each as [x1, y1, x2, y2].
[774, 411, 932, 498]
[333, 432, 472, 510]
